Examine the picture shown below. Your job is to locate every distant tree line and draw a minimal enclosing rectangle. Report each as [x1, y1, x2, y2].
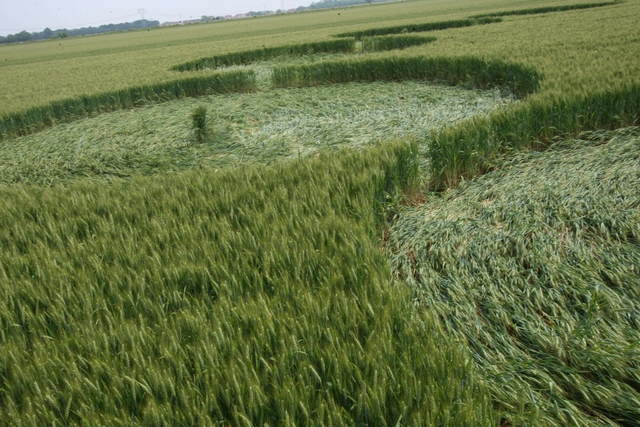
[242, 0, 389, 16]
[0, 19, 159, 45]
[296, 0, 387, 11]
[245, 11, 273, 17]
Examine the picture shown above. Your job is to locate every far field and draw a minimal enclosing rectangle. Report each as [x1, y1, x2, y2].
[0, 0, 638, 116]
[0, 1, 638, 426]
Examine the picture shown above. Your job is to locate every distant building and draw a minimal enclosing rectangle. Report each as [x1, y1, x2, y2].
[225, 15, 233, 19]
[160, 19, 201, 27]
[235, 13, 244, 18]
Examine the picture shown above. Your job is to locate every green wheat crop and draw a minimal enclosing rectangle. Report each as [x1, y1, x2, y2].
[334, 17, 503, 39]
[0, 69, 256, 139]
[388, 127, 640, 426]
[1, 0, 639, 425]
[427, 83, 640, 188]
[470, 1, 621, 19]
[170, 39, 357, 72]
[0, 81, 510, 185]
[0, 142, 496, 426]
[271, 56, 540, 97]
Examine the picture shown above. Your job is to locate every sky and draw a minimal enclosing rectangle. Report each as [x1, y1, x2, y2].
[0, 0, 315, 36]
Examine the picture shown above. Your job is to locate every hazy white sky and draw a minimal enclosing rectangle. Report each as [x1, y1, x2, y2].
[0, 0, 315, 36]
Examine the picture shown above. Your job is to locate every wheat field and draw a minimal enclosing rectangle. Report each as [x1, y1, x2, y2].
[1, 0, 639, 425]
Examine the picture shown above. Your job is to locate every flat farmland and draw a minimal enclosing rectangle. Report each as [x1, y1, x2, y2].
[0, 0, 639, 426]
[0, 0, 638, 116]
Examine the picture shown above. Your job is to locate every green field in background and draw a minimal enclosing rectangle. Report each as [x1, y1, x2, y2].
[1, 0, 639, 426]
[0, 0, 638, 116]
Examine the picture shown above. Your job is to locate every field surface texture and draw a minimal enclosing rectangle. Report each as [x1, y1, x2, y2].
[0, 83, 510, 185]
[0, 0, 639, 426]
[388, 128, 640, 426]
